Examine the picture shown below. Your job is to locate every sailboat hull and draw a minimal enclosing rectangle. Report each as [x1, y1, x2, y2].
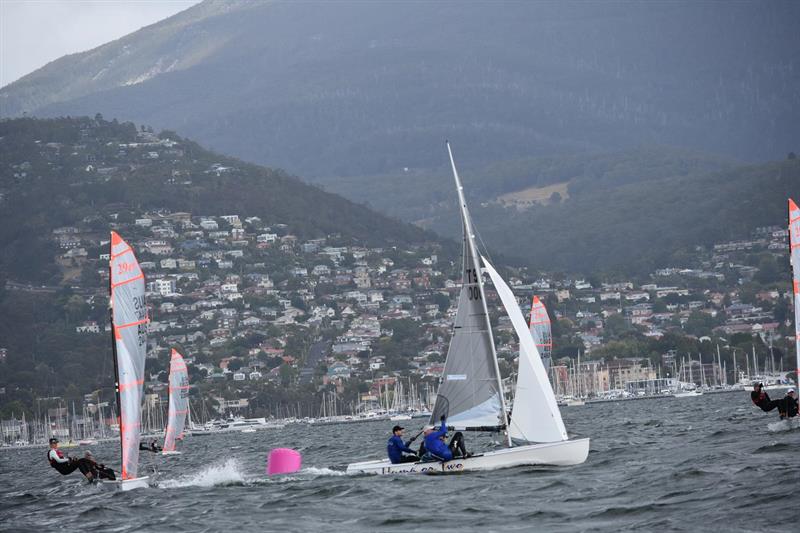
[99, 476, 150, 491]
[346, 438, 589, 475]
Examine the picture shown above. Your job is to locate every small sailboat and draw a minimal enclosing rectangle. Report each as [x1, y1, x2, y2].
[346, 143, 589, 475]
[788, 199, 800, 393]
[102, 231, 150, 490]
[162, 349, 190, 455]
[529, 296, 552, 372]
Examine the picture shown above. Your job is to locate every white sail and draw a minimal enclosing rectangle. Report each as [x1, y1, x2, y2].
[110, 231, 148, 480]
[529, 295, 552, 371]
[163, 349, 189, 453]
[789, 199, 800, 390]
[431, 143, 508, 432]
[482, 256, 568, 443]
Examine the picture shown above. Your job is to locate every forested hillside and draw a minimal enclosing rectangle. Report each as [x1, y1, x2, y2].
[2, 1, 797, 177]
[0, 116, 432, 284]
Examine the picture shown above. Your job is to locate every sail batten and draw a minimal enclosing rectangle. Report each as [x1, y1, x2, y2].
[110, 231, 147, 480]
[789, 199, 800, 392]
[163, 349, 189, 453]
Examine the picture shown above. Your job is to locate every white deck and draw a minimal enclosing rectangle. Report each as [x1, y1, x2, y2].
[346, 438, 589, 475]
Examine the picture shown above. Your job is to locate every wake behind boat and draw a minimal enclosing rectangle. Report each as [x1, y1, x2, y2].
[347, 143, 589, 475]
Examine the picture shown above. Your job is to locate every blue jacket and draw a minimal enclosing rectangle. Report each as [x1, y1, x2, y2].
[387, 434, 416, 464]
[424, 419, 452, 461]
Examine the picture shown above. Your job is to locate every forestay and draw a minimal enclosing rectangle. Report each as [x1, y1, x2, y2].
[482, 257, 568, 443]
[789, 199, 800, 391]
[110, 231, 148, 480]
[163, 349, 190, 453]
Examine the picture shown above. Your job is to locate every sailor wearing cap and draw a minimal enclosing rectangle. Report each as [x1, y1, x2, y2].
[387, 425, 419, 464]
[780, 388, 798, 419]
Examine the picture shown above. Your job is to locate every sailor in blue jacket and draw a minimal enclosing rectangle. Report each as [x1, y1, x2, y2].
[423, 416, 453, 461]
[422, 416, 469, 462]
[387, 425, 419, 463]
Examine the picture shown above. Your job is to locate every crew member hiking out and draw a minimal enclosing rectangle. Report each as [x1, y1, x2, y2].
[387, 425, 419, 464]
[139, 439, 162, 453]
[778, 388, 799, 419]
[47, 438, 115, 482]
[750, 383, 780, 412]
[421, 416, 469, 462]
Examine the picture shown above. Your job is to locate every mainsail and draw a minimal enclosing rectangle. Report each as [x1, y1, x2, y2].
[110, 231, 148, 480]
[163, 349, 189, 453]
[431, 143, 508, 431]
[789, 199, 800, 391]
[482, 258, 568, 443]
[529, 296, 552, 372]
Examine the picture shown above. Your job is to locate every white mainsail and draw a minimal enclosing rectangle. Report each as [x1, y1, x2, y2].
[110, 231, 148, 481]
[482, 257, 568, 443]
[430, 143, 508, 433]
[789, 199, 800, 391]
[529, 295, 552, 372]
[163, 349, 189, 453]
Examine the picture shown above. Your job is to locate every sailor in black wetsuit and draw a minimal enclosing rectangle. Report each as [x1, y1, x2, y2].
[47, 438, 99, 481]
[139, 439, 162, 453]
[750, 383, 780, 412]
[778, 388, 799, 419]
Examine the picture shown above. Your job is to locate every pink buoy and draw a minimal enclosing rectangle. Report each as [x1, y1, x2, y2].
[267, 448, 302, 475]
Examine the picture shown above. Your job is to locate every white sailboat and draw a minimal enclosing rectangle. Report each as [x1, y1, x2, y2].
[162, 349, 190, 455]
[346, 143, 589, 475]
[102, 231, 150, 490]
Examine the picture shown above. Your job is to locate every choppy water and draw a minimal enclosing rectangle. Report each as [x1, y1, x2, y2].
[2, 392, 798, 532]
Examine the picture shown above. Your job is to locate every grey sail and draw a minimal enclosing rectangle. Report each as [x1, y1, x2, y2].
[430, 142, 507, 431]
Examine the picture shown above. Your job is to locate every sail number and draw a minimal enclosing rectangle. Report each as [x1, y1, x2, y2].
[465, 268, 481, 301]
[117, 262, 136, 275]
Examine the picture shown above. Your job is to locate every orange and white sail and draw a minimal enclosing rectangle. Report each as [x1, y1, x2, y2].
[529, 296, 552, 371]
[163, 349, 189, 453]
[789, 199, 800, 391]
[110, 231, 148, 480]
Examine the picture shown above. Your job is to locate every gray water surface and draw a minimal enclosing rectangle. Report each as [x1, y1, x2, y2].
[1, 393, 797, 532]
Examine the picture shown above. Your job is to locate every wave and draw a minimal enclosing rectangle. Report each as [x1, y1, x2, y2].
[160, 458, 245, 488]
[752, 442, 795, 454]
[767, 418, 800, 433]
[299, 466, 346, 477]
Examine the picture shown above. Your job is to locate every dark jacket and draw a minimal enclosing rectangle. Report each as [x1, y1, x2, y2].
[387, 434, 415, 464]
[751, 390, 772, 411]
[781, 395, 798, 418]
[424, 419, 452, 461]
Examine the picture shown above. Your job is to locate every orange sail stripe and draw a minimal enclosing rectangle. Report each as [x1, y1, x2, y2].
[116, 317, 149, 329]
[110, 246, 133, 260]
[111, 272, 144, 288]
[118, 379, 144, 392]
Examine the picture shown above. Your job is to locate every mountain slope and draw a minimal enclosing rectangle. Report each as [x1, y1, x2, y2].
[0, 116, 433, 283]
[2, 0, 798, 178]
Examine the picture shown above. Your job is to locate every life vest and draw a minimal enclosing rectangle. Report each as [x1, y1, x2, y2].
[48, 449, 71, 474]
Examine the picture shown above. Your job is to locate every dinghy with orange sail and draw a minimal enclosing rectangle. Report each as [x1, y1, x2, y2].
[103, 231, 150, 490]
[162, 349, 190, 455]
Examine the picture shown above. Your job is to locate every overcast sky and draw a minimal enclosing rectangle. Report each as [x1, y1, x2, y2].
[0, 0, 201, 87]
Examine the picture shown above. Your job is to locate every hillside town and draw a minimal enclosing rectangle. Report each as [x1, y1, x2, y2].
[1, 122, 796, 445]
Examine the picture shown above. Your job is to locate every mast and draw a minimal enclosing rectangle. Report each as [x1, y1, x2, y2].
[108, 234, 124, 469]
[446, 142, 511, 446]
